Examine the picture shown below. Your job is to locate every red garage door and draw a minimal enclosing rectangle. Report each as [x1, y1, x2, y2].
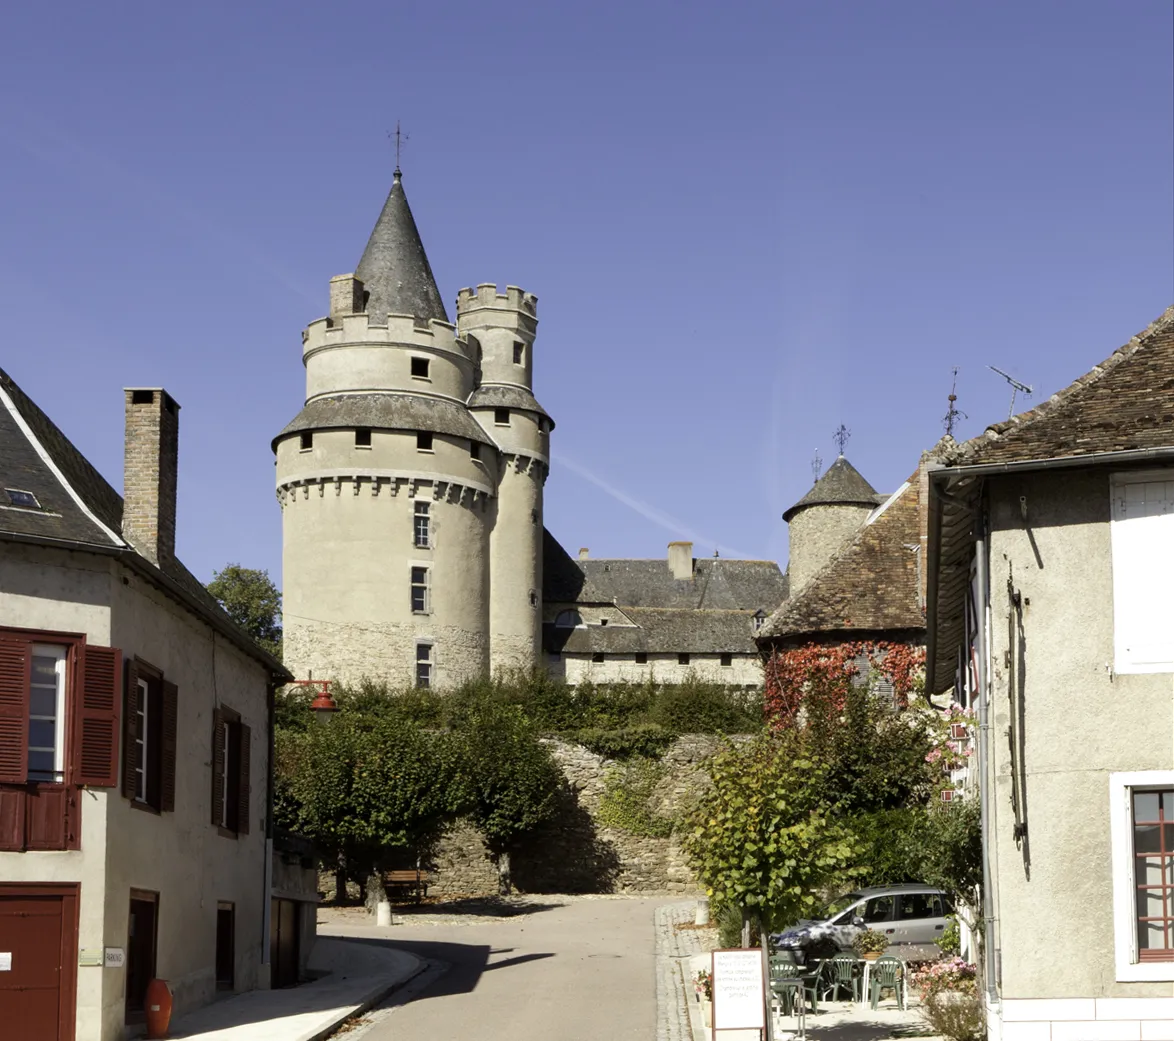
[0, 886, 78, 1041]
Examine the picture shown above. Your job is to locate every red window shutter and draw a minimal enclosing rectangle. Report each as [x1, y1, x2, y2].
[211, 708, 225, 827]
[0, 788, 26, 851]
[73, 644, 122, 788]
[0, 634, 30, 784]
[160, 681, 178, 812]
[25, 785, 69, 850]
[236, 721, 251, 836]
[122, 659, 140, 800]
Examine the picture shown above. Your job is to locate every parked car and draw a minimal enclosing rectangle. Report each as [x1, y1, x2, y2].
[771, 884, 954, 960]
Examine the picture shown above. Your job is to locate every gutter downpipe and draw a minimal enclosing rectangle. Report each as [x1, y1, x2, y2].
[974, 517, 998, 1009]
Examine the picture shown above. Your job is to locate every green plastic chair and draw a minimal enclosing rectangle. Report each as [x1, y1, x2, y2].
[822, 953, 860, 1002]
[869, 955, 906, 1010]
[770, 958, 820, 1015]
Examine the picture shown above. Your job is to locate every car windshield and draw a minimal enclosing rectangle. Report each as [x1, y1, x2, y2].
[819, 893, 862, 919]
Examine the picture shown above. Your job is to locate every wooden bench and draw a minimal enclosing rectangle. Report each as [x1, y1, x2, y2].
[383, 868, 431, 904]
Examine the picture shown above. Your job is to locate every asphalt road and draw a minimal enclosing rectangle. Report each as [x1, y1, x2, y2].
[334, 896, 667, 1041]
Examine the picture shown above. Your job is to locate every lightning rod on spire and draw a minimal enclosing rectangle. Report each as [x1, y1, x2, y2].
[833, 424, 850, 457]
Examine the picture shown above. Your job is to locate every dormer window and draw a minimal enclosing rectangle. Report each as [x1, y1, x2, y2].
[753, 609, 767, 632]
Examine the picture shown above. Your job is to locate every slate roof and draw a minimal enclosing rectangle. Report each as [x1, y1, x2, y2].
[467, 384, 554, 425]
[541, 532, 786, 657]
[273, 393, 498, 450]
[942, 305, 1174, 467]
[783, 455, 882, 522]
[355, 170, 450, 325]
[760, 474, 927, 644]
[0, 367, 289, 678]
[546, 608, 762, 655]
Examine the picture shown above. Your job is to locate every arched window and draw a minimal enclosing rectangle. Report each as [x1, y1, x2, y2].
[554, 609, 582, 629]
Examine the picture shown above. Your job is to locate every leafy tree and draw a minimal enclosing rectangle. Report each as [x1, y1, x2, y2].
[207, 564, 282, 658]
[683, 731, 860, 935]
[450, 698, 561, 894]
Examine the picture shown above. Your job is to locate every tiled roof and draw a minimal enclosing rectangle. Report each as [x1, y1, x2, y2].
[545, 608, 761, 655]
[566, 556, 787, 612]
[783, 455, 882, 522]
[467, 384, 554, 425]
[760, 476, 925, 642]
[273, 392, 497, 450]
[354, 170, 449, 325]
[0, 367, 289, 678]
[944, 305, 1174, 467]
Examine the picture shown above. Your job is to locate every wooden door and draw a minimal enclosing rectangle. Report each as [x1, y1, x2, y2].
[125, 894, 157, 1019]
[269, 899, 299, 988]
[0, 886, 78, 1041]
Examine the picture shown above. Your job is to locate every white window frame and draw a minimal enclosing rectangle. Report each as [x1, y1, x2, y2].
[28, 643, 67, 782]
[410, 565, 431, 615]
[135, 676, 151, 802]
[1109, 770, 1174, 981]
[1110, 470, 1174, 673]
[413, 501, 431, 549]
[415, 641, 433, 689]
[216, 719, 231, 828]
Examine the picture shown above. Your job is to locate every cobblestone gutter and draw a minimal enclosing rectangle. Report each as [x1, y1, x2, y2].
[655, 901, 715, 1041]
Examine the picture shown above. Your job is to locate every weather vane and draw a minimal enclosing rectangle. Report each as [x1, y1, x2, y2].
[988, 365, 1032, 420]
[811, 449, 823, 481]
[943, 367, 967, 437]
[387, 121, 409, 173]
[833, 424, 850, 456]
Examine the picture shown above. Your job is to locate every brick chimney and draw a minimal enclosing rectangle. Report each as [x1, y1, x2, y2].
[668, 541, 693, 580]
[579, 547, 590, 561]
[123, 388, 180, 566]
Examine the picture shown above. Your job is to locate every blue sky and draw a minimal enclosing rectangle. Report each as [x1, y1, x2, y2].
[1, 1, 1171, 583]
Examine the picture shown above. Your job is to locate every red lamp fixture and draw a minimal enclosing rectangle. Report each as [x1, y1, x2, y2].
[292, 679, 338, 722]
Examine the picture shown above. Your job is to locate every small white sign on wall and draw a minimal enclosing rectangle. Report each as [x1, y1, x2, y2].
[712, 948, 766, 1031]
[103, 948, 125, 969]
[0, 952, 11, 972]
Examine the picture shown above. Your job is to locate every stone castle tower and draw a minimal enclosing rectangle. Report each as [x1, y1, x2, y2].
[273, 170, 552, 686]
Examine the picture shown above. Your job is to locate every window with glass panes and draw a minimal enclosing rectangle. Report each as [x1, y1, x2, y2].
[414, 501, 430, 548]
[416, 644, 432, 688]
[28, 644, 66, 782]
[1134, 788, 1174, 959]
[410, 567, 429, 613]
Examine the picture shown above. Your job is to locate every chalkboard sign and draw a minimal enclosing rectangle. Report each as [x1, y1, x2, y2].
[711, 948, 766, 1031]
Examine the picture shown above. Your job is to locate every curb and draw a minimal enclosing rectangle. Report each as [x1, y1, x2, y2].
[305, 954, 428, 1041]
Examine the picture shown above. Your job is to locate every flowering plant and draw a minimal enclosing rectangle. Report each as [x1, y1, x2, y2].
[853, 928, 889, 956]
[910, 956, 977, 998]
[693, 968, 712, 1001]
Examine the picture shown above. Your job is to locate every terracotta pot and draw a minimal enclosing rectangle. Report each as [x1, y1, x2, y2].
[145, 978, 173, 1039]
[862, 951, 882, 961]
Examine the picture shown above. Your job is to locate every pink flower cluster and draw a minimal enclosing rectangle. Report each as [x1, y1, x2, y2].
[910, 957, 978, 997]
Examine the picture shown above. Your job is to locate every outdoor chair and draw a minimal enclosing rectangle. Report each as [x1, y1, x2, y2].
[770, 958, 820, 1016]
[821, 954, 860, 1002]
[868, 955, 906, 1010]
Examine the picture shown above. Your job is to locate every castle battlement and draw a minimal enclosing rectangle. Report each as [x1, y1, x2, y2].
[456, 284, 538, 317]
[302, 312, 461, 356]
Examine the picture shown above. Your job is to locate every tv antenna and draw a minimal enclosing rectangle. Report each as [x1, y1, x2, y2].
[811, 449, 823, 482]
[832, 424, 850, 456]
[943, 367, 967, 437]
[988, 365, 1033, 420]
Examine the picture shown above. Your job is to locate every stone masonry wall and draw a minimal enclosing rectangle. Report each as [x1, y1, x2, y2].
[429, 735, 722, 896]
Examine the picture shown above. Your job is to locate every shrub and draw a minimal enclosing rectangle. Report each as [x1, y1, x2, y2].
[910, 957, 977, 999]
[572, 723, 677, 760]
[921, 990, 985, 1041]
[937, 915, 961, 956]
[597, 759, 675, 837]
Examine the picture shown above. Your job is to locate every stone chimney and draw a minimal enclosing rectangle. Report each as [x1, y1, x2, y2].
[668, 541, 693, 580]
[579, 547, 590, 560]
[123, 388, 180, 566]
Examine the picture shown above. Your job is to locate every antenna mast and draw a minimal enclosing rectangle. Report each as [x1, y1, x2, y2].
[943, 367, 967, 436]
[988, 365, 1033, 420]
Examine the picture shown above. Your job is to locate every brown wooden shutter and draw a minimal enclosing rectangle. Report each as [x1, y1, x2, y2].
[160, 681, 177, 812]
[122, 658, 140, 800]
[0, 788, 25, 851]
[236, 722, 251, 835]
[211, 707, 225, 827]
[0, 633, 30, 784]
[25, 785, 69, 850]
[73, 644, 122, 787]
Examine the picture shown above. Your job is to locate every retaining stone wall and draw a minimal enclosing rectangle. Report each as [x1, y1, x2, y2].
[429, 734, 723, 896]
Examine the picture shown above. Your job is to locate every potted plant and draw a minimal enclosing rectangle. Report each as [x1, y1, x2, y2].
[693, 969, 713, 1026]
[853, 929, 889, 961]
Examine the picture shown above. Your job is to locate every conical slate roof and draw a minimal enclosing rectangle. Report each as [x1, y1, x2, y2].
[782, 455, 879, 522]
[355, 170, 449, 324]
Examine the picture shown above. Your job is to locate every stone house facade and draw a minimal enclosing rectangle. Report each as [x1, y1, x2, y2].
[924, 306, 1174, 1040]
[0, 370, 291, 1041]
